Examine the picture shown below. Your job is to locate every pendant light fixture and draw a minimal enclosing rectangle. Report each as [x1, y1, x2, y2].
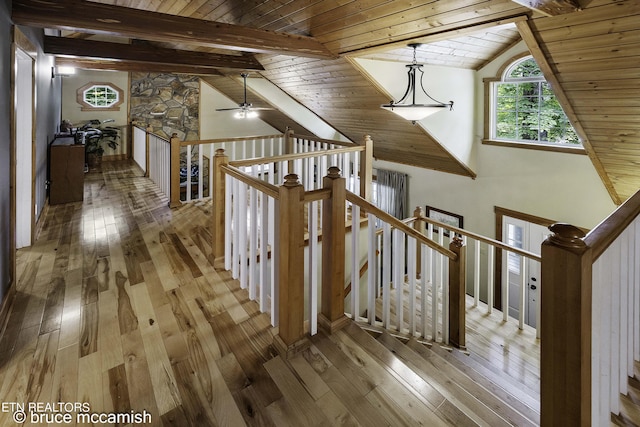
[381, 43, 453, 123]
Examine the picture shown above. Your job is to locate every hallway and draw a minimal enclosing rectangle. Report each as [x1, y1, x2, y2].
[1, 161, 281, 425]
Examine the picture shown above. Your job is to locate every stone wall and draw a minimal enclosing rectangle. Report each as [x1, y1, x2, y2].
[130, 73, 199, 140]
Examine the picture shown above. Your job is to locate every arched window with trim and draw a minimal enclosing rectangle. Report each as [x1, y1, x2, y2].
[488, 55, 580, 147]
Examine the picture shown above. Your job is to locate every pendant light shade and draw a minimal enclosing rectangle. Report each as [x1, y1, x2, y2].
[381, 44, 453, 123]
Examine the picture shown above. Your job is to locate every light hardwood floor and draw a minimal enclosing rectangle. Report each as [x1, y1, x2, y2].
[1, 160, 542, 426]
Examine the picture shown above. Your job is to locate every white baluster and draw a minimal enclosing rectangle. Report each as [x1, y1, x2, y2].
[442, 255, 449, 345]
[224, 175, 232, 271]
[272, 198, 280, 327]
[351, 204, 360, 320]
[232, 177, 240, 279]
[185, 145, 192, 202]
[420, 243, 428, 339]
[309, 200, 319, 335]
[259, 193, 269, 313]
[239, 181, 248, 289]
[487, 245, 495, 315]
[368, 214, 377, 326]
[519, 255, 526, 330]
[382, 222, 391, 328]
[503, 251, 510, 323]
[393, 229, 405, 332]
[408, 236, 416, 336]
[249, 167, 258, 300]
[474, 240, 480, 307]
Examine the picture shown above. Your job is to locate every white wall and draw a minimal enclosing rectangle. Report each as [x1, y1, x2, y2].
[200, 79, 280, 139]
[373, 41, 617, 237]
[61, 69, 129, 127]
[61, 69, 129, 157]
[355, 57, 476, 169]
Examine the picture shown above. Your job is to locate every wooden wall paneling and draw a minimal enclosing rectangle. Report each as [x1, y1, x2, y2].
[272, 0, 392, 35]
[530, 1, 640, 32]
[319, 1, 528, 53]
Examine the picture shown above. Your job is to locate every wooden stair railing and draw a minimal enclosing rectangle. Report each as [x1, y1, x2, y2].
[541, 189, 640, 426]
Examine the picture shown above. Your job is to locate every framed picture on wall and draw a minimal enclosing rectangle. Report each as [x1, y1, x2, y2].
[425, 206, 463, 237]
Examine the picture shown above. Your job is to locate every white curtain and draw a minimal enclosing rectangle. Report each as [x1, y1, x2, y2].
[375, 169, 408, 219]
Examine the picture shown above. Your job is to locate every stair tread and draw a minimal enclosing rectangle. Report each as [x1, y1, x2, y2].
[339, 322, 479, 426]
[376, 331, 538, 427]
[428, 338, 540, 410]
[308, 330, 408, 427]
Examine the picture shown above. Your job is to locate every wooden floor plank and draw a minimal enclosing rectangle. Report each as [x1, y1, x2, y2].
[57, 268, 83, 349]
[79, 301, 99, 357]
[264, 355, 332, 426]
[333, 326, 453, 426]
[98, 288, 125, 371]
[121, 329, 162, 426]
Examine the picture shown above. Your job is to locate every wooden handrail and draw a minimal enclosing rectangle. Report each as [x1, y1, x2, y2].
[220, 164, 280, 199]
[304, 188, 332, 202]
[179, 133, 284, 147]
[346, 191, 457, 260]
[417, 216, 542, 262]
[229, 145, 365, 168]
[584, 188, 640, 261]
[291, 133, 356, 148]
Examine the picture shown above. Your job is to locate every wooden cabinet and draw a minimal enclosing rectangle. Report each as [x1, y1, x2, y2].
[49, 137, 85, 205]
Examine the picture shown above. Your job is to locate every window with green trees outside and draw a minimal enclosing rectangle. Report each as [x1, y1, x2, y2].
[83, 84, 119, 108]
[492, 56, 580, 146]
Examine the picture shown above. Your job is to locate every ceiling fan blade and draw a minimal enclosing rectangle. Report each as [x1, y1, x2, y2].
[215, 107, 242, 111]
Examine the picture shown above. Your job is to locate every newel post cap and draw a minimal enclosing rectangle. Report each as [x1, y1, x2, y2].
[548, 223, 586, 248]
[283, 173, 301, 187]
[327, 166, 342, 179]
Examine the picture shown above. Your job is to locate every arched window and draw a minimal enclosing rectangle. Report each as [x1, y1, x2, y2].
[488, 55, 580, 147]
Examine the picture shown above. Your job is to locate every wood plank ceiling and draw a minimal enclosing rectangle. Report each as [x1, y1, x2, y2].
[13, 0, 640, 202]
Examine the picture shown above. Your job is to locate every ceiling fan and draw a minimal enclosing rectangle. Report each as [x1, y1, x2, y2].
[215, 73, 272, 119]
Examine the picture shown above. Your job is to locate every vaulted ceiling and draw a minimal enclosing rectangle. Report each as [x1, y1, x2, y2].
[12, 0, 640, 203]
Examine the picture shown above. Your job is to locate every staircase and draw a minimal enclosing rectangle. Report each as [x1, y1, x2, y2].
[267, 320, 540, 426]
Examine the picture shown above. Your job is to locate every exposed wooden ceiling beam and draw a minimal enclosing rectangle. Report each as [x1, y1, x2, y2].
[12, 0, 335, 59]
[510, 0, 581, 16]
[44, 36, 264, 71]
[54, 57, 223, 76]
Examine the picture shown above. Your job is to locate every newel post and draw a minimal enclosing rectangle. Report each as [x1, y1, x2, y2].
[413, 206, 425, 279]
[319, 166, 350, 334]
[212, 149, 229, 267]
[359, 134, 373, 201]
[169, 133, 181, 208]
[448, 236, 466, 348]
[273, 174, 308, 357]
[540, 223, 591, 426]
[144, 125, 152, 178]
